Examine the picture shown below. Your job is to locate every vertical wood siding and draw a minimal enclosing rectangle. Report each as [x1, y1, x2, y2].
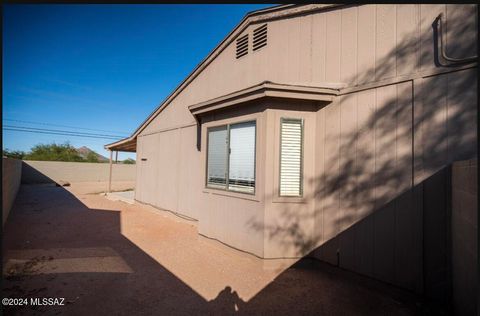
[134, 4, 477, 293]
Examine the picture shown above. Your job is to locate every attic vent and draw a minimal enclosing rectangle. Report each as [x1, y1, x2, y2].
[253, 24, 267, 51]
[236, 34, 249, 59]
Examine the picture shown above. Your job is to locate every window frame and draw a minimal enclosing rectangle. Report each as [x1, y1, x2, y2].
[205, 119, 257, 195]
[278, 117, 304, 197]
[205, 124, 229, 190]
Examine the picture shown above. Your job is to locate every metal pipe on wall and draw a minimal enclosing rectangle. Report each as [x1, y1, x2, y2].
[436, 13, 478, 64]
[108, 150, 113, 193]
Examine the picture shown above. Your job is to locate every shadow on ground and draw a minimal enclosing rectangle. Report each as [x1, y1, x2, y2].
[2, 184, 436, 315]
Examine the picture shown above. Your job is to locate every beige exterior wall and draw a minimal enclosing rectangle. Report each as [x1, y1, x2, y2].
[134, 3, 477, 294]
[136, 125, 203, 221]
[140, 4, 476, 133]
[22, 161, 136, 184]
[310, 68, 476, 296]
[451, 159, 477, 315]
[200, 108, 266, 256]
[262, 100, 319, 258]
[2, 158, 22, 226]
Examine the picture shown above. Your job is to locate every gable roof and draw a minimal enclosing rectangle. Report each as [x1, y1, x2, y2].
[105, 4, 345, 151]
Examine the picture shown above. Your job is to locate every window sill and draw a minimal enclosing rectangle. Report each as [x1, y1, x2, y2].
[202, 187, 261, 202]
[271, 196, 307, 204]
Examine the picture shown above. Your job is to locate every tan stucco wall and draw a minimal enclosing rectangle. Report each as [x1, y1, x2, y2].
[22, 161, 136, 184]
[134, 3, 477, 296]
[2, 158, 22, 226]
[451, 159, 477, 315]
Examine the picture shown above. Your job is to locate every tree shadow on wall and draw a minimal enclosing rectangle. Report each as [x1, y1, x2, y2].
[247, 6, 477, 312]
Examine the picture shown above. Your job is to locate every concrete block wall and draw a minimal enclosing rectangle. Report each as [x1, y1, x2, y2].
[21, 160, 136, 184]
[2, 158, 22, 226]
[451, 159, 477, 316]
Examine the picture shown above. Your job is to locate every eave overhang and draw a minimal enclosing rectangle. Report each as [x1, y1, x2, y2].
[188, 81, 341, 116]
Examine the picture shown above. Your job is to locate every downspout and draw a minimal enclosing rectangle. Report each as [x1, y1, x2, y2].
[194, 114, 202, 151]
[436, 13, 478, 64]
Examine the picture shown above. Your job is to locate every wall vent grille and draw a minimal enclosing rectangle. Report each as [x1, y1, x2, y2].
[253, 24, 267, 51]
[236, 34, 249, 59]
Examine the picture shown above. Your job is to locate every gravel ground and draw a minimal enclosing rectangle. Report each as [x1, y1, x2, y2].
[2, 183, 439, 315]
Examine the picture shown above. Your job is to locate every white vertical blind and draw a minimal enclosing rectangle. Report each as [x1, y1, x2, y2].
[280, 118, 303, 196]
[207, 126, 228, 188]
[228, 121, 256, 193]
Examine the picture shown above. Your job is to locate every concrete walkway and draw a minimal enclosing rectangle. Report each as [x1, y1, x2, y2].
[105, 190, 135, 204]
[2, 183, 437, 315]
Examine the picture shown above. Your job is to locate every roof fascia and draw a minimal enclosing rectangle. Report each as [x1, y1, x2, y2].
[189, 82, 339, 115]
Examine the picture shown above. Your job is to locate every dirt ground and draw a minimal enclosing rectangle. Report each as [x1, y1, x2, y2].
[2, 183, 441, 315]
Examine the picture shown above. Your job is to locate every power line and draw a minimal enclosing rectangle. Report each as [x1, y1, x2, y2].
[3, 125, 125, 138]
[3, 118, 130, 136]
[4, 128, 121, 140]
[4, 127, 122, 140]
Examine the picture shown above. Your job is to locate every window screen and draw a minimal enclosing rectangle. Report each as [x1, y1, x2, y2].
[207, 126, 228, 189]
[279, 118, 303, 196]
[228, 121, 256, 193]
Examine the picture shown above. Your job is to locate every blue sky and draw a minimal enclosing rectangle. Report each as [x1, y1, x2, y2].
[2, 4, 273, 160]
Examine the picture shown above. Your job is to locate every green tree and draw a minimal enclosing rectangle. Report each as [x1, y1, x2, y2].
[85, 151, 99, 163]
[3, 149, 26, 159]
[122, 158, 136, 164]
[25, 142, 84, 162]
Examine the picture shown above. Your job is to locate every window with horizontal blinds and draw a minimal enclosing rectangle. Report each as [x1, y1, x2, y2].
[228, 121, 256, 193]
[279, 118, 303, 197]
[206, 120, 256, 194]
[207, 126, 228, 189]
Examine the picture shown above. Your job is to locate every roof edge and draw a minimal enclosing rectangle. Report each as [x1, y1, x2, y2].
[189, 81, 341, 115]
[104, 136, 137, 152]
[122, 4, 346, 141]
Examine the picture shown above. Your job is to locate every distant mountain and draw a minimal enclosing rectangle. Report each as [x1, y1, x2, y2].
[76, 146, 109, 162]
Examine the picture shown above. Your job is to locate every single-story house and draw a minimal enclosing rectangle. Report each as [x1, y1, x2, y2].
[106, 4, 477, 302]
